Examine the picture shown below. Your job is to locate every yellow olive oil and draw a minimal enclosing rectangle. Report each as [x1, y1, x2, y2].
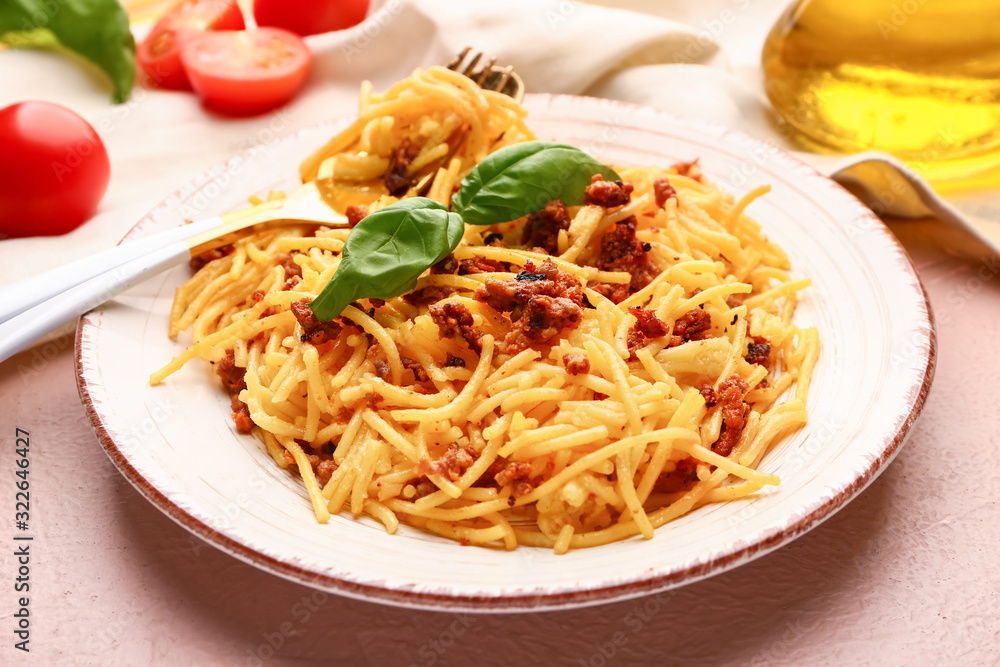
[763, 0, 1000, 183]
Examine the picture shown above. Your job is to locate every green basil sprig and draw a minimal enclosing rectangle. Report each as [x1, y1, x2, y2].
[0, 0, 135, 104]
[309, 142, 618, 321]
[308, 198, 464, 321]
[452, 141, 619, 225]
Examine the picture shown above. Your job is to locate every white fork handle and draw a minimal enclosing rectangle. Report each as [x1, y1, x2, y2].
[0, 239, 193, 364]
[0, 216, 224, 323]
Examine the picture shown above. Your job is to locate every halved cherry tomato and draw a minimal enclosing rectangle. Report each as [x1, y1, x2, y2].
[181, 28, 311, 115]
[254, 0, 369, 36]
[0, 102, 111, 238]
[137, 0, 245, 90]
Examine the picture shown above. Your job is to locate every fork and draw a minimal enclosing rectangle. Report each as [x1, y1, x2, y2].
[411, 48, 524, 196]
[0, 183, 348, 364]
[447, 47, 524, 103]
[0, 54, 525, 364]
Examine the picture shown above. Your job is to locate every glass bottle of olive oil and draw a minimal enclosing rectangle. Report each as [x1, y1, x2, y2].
[763, 0, 1000, 183]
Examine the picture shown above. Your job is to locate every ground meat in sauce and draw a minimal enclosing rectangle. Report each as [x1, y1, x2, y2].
[367, 343, 390, 379]
[429, 301, 483, 353]
[283, 447, 337, 485]
[275, 252, 303, 279]
[700, 383, 717, 407]
[473, 457, 508, 489]
[745, 335, 771, 366]
[626, 307, 670, 357]
[595, 215, 657, 298]
[625, 329, 645, 358]
[672, 158, 704, 182]
[384, 137, 421, 196]
[667, 308, 712, 347]
[216, 349, 246, 394]
[584, 174, 634, 207]
[653, 177, 677, 208]
[445, 354, 465, 367]
[345, 204, 369, 228]
[629, 307, 669, 338]
[317, 459, 337, 486]
[230, 395, 253, 433]
[189, 244, 234, 271]
[476, 259, 585, 354]
[458, 255, 509, 275]
[712, 374, 750, 457]
[418, 443, 476, 482]
[654, 457, 699, 494]
[401, 356, 429, 382]
[283, 450, 317, 469]
[587, 280, 631, 305]
[410, 476, 438, 499]
[495, 460, 535, 498]
[521, 200, 569, 255]
[726, 293, 745, 309]
[431, 254, 459, 274]
[425, 254, 510, 280]
[563, 353, 590, 375]
[290, 298, 342, 345]
[215, 350, 253, 433]
[403, 285, 458, 307]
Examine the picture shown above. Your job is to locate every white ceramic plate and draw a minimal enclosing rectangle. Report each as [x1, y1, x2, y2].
[77, 95, 935, 612]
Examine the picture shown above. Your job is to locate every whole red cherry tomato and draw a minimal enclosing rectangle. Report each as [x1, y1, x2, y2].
[0, 102, 111, 239]
[181, 28, 311, 115]
[254, 0, 369, 36]
[137, 0, 245, 90]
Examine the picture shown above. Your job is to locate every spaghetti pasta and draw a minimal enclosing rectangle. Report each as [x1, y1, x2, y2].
[151, 67, 819, 552]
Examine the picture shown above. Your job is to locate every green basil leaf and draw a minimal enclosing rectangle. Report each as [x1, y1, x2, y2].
[451, 141, 620, 225]
[309, 198, 465, 321]
[0, 0, 135, 104]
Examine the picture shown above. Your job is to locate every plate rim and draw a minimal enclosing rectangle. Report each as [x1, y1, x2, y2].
[75, 93, 937, 612]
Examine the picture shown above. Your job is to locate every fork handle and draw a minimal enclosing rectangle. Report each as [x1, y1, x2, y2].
[0, 238, 198, 364]
[0, 216, 224, 324]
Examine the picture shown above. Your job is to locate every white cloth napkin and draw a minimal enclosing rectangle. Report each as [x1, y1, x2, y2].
[1, 0, 997, 295]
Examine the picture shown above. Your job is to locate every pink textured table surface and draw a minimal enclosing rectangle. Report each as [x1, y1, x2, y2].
[1, 219, 998, 666]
